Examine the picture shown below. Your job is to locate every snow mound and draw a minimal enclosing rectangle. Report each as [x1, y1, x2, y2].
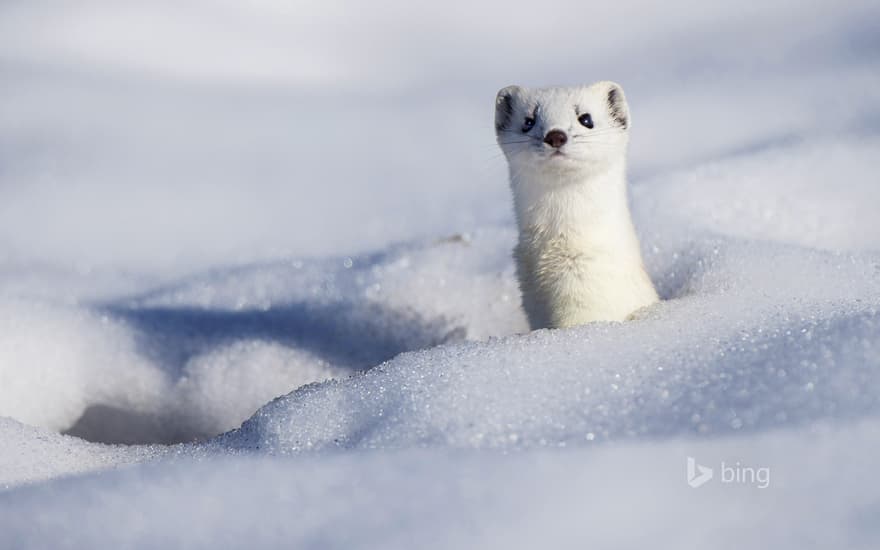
[3, 420, 880, 549]
[634, 135, 880, 252]
[0, 233, 522, 445]
[0, 299, 165, 432]
[0, 417, 156, 488]
[219, 236, 880, 452]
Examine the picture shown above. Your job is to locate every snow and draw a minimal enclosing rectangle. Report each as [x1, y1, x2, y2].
[0, 417, 156, 489]
[4, 422, 880, 549]
[2, 0, 880, 547]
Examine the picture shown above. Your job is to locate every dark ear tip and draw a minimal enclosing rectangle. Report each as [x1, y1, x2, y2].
[496, 85, 521, 101]
[605, 82, 630, 129]
[607, 83, 623, 101]
[495, 87, 518, 132]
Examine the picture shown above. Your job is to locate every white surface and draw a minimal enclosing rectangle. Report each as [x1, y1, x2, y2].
[1, 0, 879, 547]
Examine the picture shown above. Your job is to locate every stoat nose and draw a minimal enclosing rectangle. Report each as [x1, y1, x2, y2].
[543, 130, 567, 148]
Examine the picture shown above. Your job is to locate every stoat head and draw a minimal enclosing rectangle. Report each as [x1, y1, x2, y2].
[495, 81, 631, 178]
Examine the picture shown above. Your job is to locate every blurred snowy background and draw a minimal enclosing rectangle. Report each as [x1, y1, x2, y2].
[1, 0, 880, 547]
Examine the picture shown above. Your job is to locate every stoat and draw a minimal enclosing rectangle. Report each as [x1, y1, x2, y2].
[495, 81, 658, 329]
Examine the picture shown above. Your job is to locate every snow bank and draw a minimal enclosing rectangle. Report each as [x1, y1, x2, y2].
[0, 294, 350, 444]
[220, 235, 880, 452]
[0, 298, 165, 433]
[634, 135, 880, 252]
[3, 420, 880, 549]
[0, 233, 520, 445]
[0, 417, 155, 488]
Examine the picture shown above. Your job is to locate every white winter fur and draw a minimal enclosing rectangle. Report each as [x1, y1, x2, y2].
[495, 81, 658, 329]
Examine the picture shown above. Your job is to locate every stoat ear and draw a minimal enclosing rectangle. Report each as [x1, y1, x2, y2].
[495, 85, 521, 133]
[605, 82, 630, 129]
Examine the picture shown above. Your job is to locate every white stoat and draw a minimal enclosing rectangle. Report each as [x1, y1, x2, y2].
[495, 81, 658, 330]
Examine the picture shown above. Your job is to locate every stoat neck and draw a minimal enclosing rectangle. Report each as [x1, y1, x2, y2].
[510, 159, 645, 264]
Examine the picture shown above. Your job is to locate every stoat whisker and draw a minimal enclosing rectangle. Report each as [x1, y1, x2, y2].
[567, 144, 618, 150]
[508, 162, 532, 188]
[482, 151, 507, 162]
[497, 140, 537, 146]
[497, 130, 544, 142]
[571, 128, 624, 136]
[569, 137, 618, 143]
[570, 134, 621, 140]
[497, 129, 539, 136]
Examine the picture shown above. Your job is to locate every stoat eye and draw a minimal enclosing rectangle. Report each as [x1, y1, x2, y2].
[521, 117, 535, 133]
[578, 113, 594, 129]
